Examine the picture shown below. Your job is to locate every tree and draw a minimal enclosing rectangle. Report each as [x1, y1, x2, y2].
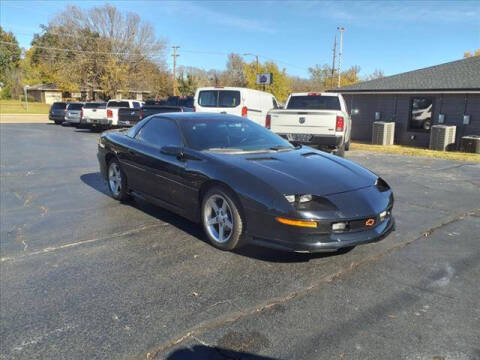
[0, 27, 22, 98]
[221, 53, 246, 87]
[364, 69, 384, 81]
[27, 4, 168, 98]
[177, 72, 197, 96]
[308, 63, 361, 89]
[464, 49, 480, 58]
[244, 60, 291, 102]
[288, 76, 316, 92]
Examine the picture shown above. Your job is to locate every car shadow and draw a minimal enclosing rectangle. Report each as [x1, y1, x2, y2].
[80, 172, 352, 263]
[166, 345, 281, 360]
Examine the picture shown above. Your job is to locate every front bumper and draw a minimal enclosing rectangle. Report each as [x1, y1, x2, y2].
[250, 215, 394, 253]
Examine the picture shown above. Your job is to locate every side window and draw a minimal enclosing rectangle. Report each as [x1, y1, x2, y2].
[136, 118, 182, 147]
[126, 117, 150, 138]
[409, 97, 433, 132]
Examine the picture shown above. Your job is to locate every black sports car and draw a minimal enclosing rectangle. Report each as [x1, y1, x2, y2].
[97, 113, 394, 253]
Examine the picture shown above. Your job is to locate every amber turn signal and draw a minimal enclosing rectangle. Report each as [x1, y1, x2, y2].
[275, 217, 318, 228]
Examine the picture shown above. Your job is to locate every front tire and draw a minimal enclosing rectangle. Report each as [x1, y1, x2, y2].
[107, 159, 129, 201]
[201, 187, 245, 251]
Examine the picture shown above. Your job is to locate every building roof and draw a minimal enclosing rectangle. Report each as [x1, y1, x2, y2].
[333, 56, 480, 93]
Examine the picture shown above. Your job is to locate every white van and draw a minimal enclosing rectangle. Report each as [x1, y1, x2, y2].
[194, 87, 280, 126]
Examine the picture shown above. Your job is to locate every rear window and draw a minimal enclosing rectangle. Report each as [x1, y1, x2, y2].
[198, 90, 240, 108]
[51, 102, 66, 109]
[108, 101, 130, 108]
[84, 103, 106, 109]
[67, 103, 83, 110]
[287, 96, 341, 110]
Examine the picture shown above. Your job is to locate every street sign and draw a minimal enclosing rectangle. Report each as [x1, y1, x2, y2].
[256, 73, 273, 85]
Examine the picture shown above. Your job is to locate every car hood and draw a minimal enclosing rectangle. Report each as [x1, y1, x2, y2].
[210, 148, 377, 197]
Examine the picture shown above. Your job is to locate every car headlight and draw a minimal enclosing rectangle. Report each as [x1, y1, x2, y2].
[284, 194, 312, 204]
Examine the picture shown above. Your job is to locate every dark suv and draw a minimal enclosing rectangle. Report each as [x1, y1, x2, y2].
[49, 102, 67, 124]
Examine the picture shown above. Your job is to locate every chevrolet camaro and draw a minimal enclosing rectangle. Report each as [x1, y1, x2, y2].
[97, 113, 394, 253]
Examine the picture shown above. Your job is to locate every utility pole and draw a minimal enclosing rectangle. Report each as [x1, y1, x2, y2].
[172, 46, 180, 96]
[331, 35, 337, 89]
[337, 27, 345, 88]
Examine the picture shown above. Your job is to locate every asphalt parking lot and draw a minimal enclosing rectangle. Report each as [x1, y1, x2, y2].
[1, 122, 479, 360]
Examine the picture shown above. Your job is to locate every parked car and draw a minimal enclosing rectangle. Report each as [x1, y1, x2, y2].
[266, 92, 352, 156]
[117, 107, 143, 127]
[140, 98, 194, 120]
[106, 100, 143, 128]
[164, 96, 194, 110]
[64, 103, 84, 126]
[82, 102, 107, 130]
[194, 87, 279, 125]
[48, 102, 67, 124]
[97, 113, 394, 253]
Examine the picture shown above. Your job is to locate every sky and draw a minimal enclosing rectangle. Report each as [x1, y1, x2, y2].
[1, 0, 479, 78]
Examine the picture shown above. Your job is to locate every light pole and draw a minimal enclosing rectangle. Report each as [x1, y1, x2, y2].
[337, 27, 345, 87]
[172, 46, 180, 96]
[243, 53, 259, 73]
[23, 85, 30, 111]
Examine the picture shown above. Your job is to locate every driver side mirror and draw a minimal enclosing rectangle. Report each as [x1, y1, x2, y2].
[160, 145, 183, 157]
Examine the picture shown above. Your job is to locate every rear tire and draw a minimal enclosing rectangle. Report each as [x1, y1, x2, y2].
[54, 120, 61, 125]
[345, 139, 351, 151]
[107, 159, 129, 201]
[201, 187, 246, 251]
[335, 143, 345, 157]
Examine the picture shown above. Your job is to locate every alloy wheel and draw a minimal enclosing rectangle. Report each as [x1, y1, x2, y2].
[204, 194, 234, 244]
[108, 162, 122, 197]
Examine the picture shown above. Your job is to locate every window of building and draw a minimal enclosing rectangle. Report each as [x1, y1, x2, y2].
[409, 97, 433, 131]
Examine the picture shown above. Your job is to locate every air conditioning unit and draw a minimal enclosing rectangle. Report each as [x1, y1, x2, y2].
[460, 135, 480, 154]
[429, 125, 456, 151]
[372, 122, 395, 145]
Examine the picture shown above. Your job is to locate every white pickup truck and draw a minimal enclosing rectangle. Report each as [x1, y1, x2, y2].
[266, 92, 351, 156]
[81, 102, 107, 130]
[105, 99, 143, 128]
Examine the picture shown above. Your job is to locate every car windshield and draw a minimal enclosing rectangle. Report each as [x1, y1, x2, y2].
[67, 103, 83, 110]
[287, 95, 341, 110]
[179, 117, 294, 152]
[84, 103, 106, 109]
[108, 101, 129, 108]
